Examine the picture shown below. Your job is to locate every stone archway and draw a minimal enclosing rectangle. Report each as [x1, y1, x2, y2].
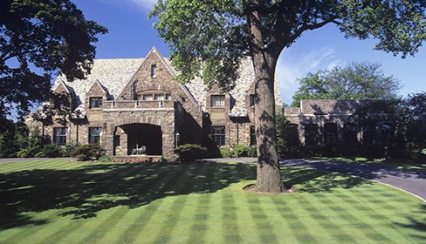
[101, 110, 176, 159]
[116, 123, 163, 155]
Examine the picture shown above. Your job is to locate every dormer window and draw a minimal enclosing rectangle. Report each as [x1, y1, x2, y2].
[89, 97, 103, 108]
[151, 64, 157, 78]
[211, 95, 225, 107]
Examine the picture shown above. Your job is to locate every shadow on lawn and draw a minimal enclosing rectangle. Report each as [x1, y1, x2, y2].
[0, 161, 368, 230]
[394, 203, 426, 240]
[282, 167, 368, 193]
[0, 162, 254, 230]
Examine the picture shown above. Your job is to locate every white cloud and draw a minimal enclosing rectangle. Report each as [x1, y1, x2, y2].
[276, 47, 342, 105]
[130, 0, 157, 11]
[96, 0, 157, 11]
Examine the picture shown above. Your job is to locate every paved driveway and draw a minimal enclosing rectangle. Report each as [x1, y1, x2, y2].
[282, 159, 426, 201]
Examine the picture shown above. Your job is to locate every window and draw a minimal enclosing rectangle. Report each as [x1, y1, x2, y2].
[250, 126, 256, 146]
[54, 127, 67, 145]
[324, 123, 337, 146]
[151, 64, 157, 78]
[165, 94, 171, 100]
[142, 94, 153, 101]
[89, 97, 103, 108]
[154, 94, 165, 101]
[212, 126, 226, 146]
[89, 127, 102, 144]
[343, 123, 357, 145]
[304, 124, 318, 146]
[249, 94, 256, 107]
[211, 95, 225, 107]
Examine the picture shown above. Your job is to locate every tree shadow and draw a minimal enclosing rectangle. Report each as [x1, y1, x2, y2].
[283, 167, 368, 193]
[393, 204, 426, 241]
[0, 162, 254, 230]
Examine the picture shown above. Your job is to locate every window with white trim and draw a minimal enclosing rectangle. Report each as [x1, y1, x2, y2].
[89, 127, 102, 144]
[54, 127, 67, 145]
[212, 126, 226, 146]
[89, 97, 103, 108]
[211, 95, 225, 107]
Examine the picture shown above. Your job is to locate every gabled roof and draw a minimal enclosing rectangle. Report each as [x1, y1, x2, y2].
[183, 57, 282, 116]
[52, 51, 282, 115]
[53, 58, 144, 107]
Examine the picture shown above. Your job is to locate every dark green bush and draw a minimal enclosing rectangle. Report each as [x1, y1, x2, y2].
[232, 144, 249, 157]
[219, 145, 233, 158]
[71, 144, 105, 161]
[41, 144, 62, 157]
[17, 148, 29, 158]
[61, 143, 80, 157]
[98, 155, 112, 162]
[174, 144, 207, 162]
[247, 146, 257, 157]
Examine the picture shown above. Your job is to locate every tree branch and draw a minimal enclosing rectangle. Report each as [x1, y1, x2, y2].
[289, 16, 341, 43]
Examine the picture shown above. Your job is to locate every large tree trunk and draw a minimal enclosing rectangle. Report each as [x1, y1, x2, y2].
[252, 50, 282, 193]
[249, 3, 283, 193]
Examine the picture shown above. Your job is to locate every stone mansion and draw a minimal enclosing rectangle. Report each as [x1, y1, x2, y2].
[27, 47, 393, 159]
[27, 47, 281, 159]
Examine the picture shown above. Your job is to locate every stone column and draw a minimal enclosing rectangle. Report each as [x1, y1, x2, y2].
[102, 134, 115, 156]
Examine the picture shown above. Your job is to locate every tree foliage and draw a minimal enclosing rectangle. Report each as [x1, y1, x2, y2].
[405, 92, 426, 153]
[151, 0, 425, 192]
[291, 62, 400, 106]
[152, 1, 425, 86]
[0, 0, 107, 124]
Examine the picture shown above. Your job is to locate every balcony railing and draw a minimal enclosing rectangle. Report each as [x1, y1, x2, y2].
[103, 100, 174, 109]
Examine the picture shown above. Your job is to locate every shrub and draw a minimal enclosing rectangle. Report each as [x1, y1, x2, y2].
[247, 146, 257, 157]
[98, 155, 111, 162]
[35, 151, 46, 157]
[232, 144, 249, 157]
[25, 129, 44, 157]
[61, 143, 80, 157]
[174, 144, 207, 162]
[71, 144, 105, 161]
[17, 148, 29, 158]
[220, 145, 233, 158]
[41, 144, 62, 157]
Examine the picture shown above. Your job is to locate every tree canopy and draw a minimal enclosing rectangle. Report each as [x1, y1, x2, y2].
[0, 0, 107, 124]
[291, 62, 401, 107]
[151, 0, 425, 192]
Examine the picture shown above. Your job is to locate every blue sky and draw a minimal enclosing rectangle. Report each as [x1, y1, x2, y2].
[74, 0, 425, 105]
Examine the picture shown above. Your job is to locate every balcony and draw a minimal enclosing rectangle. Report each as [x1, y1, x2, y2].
[103, 100, 174, 109]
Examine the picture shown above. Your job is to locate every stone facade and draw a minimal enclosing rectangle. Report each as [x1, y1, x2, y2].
[27, 47, 282, 159]
[284, 100, 392, 150]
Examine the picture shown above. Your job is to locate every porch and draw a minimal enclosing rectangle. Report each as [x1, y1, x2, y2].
[112, 155, 163, 163]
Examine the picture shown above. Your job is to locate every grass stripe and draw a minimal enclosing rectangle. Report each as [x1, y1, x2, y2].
[183, 165, 213, 244]
[0, 159, 68, 173]
[148, 164, 209, 243]
[94, 164, 183, 243]
[33, 163, 139, 243]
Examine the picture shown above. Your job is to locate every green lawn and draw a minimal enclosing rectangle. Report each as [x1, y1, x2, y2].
[0, 159, 424, 243]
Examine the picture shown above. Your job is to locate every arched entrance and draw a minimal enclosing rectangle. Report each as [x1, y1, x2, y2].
[115, 123, 162, 155]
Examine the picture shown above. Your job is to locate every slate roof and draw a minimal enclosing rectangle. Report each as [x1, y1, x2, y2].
[52, 54, 282, 117]
[53, 58, 145, 108]
[168, 57, 282, 116]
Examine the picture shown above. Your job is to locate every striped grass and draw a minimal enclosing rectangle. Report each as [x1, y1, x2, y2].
[0, 159, 425, 243]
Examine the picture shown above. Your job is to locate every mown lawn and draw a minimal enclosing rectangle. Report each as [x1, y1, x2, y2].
[0, 159, 424, 243]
